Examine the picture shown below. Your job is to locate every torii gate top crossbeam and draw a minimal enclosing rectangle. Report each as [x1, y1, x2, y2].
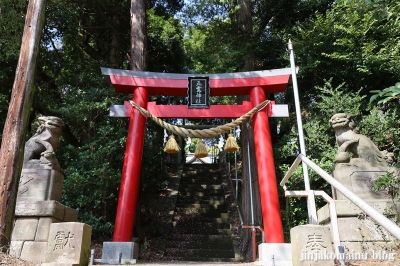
[101, 67, 292, 96]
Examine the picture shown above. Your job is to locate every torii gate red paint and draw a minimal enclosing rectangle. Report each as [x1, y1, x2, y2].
[102, 67, 292, 243]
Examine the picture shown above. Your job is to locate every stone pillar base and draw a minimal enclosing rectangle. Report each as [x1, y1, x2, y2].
[95, 241, 139, 264]
[257, 243, 292, 266]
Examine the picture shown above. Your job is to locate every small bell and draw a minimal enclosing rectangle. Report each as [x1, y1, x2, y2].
[164, 135, 180, 154]
[194, 140, 208, 158]
[224, 134, 239, 152]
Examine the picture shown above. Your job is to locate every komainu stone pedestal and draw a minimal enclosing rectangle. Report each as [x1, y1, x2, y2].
[318, 164, 398, 255]
[331, 164, 393, 201]
[18, 169, 64, 202]
[291, 225, 335, 266]
[10, 169, 80, 264]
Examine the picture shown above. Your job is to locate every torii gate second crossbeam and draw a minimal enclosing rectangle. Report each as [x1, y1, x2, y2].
[102, 67, 292, 244]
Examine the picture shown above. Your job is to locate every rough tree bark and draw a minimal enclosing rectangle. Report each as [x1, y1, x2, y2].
[130, 0, 147, 71]
[0, 0, 46, 248]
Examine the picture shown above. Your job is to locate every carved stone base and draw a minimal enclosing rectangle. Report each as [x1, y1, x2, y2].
[332, 164, 394, 201]
[10, 201, 78, 262]
[318, 200, 399, 224]
[17, 169, 64, 202]
[318, 200, 398, 256]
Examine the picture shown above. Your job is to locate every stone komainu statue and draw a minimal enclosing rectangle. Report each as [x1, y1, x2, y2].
[23, 116, 65, 171]
[330, 113, 394, 167]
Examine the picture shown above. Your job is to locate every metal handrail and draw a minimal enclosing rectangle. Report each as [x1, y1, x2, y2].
[281, 153, 400, 240]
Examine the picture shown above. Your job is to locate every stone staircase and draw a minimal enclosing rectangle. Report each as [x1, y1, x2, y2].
[164, 164, 237, 262]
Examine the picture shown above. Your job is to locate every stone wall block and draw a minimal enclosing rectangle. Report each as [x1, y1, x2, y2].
[64, 206, 78, 222]
[15, 200, 66, 220]
[9, 241, 24, 258]
[11, 218, 39, 241]
[35, 217, 60, 242]
[20, 241, 47, 263]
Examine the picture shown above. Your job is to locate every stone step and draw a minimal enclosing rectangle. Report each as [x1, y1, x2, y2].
[174, 206, 228, 214]
[169, 227, 232, 235]
[183, 165, 219, 170]
[179, 184, 223, 190]
[176, 195, 225, 202]
[181, 169, 219, 175]
[172, 216, 230, 224]
[171, 221, 230, 230]
[174, 212, 229, 218]
[178, 191, 224, 197]
[174, 203, 227, 209]
[166, 164, 237, 262]
[164, 247, 235, 259]
[176, 199, 226, 206]
[180, 179, 221, 184]
[166, 240, 234, 250]
[167, 233, 232, 242]
[178, 190, 224, 196]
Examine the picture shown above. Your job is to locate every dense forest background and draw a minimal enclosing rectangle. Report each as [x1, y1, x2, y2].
[1, 0, 399, 259]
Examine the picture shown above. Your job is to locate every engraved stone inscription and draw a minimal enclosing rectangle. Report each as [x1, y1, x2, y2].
[53, 231, 75, 250]
[18, 174, 35, 194]
[306, 233, 327, 252]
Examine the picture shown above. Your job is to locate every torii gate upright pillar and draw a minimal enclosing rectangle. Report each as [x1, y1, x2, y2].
[250, 86, 284, 243]
[113, 87, 148, 242]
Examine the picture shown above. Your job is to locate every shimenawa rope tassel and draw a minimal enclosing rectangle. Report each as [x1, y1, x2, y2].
[194, 140, 208, 158]
[224, 133, 239, 152]
[164, 135, 180, 154]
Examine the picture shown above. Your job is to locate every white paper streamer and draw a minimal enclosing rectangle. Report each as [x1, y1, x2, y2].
[218, 135, 224, 151]
[163, 129, 168, 145]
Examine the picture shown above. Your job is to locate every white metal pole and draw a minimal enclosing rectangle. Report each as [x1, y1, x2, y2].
[247, 143, 255, 225]
[288, 40, 318, 224]
[235, 151, 238, 199]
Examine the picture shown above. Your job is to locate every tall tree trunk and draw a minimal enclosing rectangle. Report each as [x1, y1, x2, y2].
[0, 0, 46, 248]
[130, 0, 147, 239]
[236, 0, 262, 261]
[237, 0, 253, 72]
[130, 0, 147, 71]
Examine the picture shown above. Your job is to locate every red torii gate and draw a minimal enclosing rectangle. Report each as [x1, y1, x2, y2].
[102, 67, 292, 243]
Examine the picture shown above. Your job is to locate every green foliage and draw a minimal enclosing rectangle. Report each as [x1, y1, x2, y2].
[373, 170, 400, 224]
[184, 20, 240, 73]
[370, 82, 400, 104]
[374, 171, 400, 199]
[293, 0, 400, 99]
[358, 107, 400, 154]
[147, 9, 186, 72]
